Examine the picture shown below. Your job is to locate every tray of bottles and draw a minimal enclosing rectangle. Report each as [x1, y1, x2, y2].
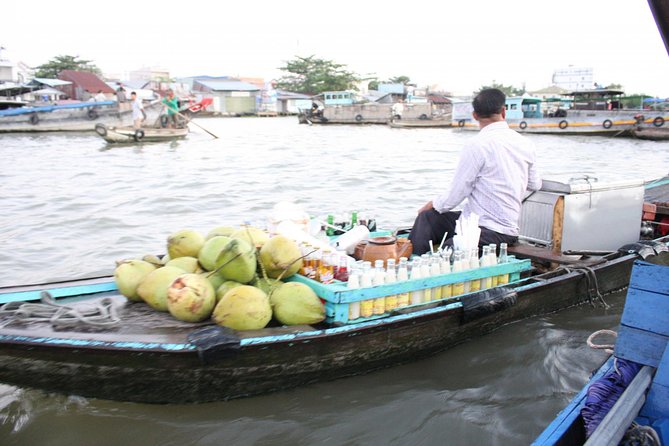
[289, 255, 532, 324]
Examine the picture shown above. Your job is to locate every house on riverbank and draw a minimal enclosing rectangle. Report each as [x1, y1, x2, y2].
[192, 79, 260, 115]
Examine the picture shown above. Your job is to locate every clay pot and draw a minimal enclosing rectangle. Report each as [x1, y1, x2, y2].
[354, 236, 413, 266]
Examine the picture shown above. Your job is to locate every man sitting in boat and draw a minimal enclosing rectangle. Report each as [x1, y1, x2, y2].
[408, 88, 542, 255]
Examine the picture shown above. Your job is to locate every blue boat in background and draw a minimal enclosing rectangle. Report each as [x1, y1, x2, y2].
[534, 260, 669, 445]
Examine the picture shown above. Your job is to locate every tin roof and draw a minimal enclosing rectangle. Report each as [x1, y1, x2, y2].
[32, 78, 72, 87]
[58, 70, 115, 93]
[195, 80, 259, 92]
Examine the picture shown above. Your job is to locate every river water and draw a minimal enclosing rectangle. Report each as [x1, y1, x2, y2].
[0, 118, 667, 444]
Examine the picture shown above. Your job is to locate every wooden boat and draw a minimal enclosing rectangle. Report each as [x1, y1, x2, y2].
[0, 234, 667, 404]
[387, 116, 452, 128]
[0, 100, 162, 133]
[631, 125, 669, 141]
[95, 124, 189, 143]
[452, 92, 669, 136]
[533, 260, 669, 445]
[0, 176, 665, 404]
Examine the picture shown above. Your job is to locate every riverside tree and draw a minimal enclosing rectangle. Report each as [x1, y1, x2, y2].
[275, 56, 360, 95]
[475, 81, 525, 96]
[34, 55, 101, 78]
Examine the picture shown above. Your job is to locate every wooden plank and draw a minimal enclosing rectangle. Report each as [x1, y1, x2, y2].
[552, 196, 565, 255]
[641, 343, 669, 419]
[619, 288, 669, 336]
[584, 366, 654, 446]
[628, 260, 669, 295]
[615, 325, 669, 368]
[508, 243, 594, 264]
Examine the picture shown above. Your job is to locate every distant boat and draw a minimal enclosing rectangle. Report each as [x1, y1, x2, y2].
[94, 124, 189, 144]
[388, 115, 452, 128]
[452, 90, 669, 136]
[0, 100, 162, 133]
[631, 125, 669, 141]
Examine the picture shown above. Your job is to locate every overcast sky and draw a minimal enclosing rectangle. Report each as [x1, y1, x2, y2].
[3, 0, 668, 96]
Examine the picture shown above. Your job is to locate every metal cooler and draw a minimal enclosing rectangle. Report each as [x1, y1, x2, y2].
[519, 177, 645, 252]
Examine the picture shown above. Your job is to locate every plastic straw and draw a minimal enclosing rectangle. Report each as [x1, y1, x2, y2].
[439, 232, 448, 250]
[429, 240, 434, 254]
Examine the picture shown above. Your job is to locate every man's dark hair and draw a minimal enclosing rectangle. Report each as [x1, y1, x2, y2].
[472, 88, 506, 118]
[131, 91, 137, 95]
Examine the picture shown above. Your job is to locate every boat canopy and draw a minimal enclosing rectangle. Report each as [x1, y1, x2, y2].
[505, 96, 542, 119]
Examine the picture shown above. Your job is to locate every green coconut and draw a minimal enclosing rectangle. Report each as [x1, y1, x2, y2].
[259, 235, 303, 279]
[254, 277, 284, 295]
[215, 238, 257, 283]
[216, 280, 244, 302]
[114, 259, 157, 301]
[201, 272, 225, 292]
[198, 236, 232, 271]
[165, 256, 203, 273]
[212, 285, 272, 330]
[231, 226, 270, 249]
[270, 282, 325, 325]
[141, 254, 163, 268]
[206, 226, 236, 240]
[167, 273, 216, 322]
[136, 266, 185, 311]
[167, 229, 205, 259]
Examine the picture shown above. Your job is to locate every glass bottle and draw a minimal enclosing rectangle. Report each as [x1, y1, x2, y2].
[359, 261, 374, 318]
[480, 246, 493, 289]
[468, 248, 481, 292]
[372, 260, 386, 315]
[488, 243, 498, 287]
[440, 251, 453, 299]
[430, 255, 443, 300]
[451, 251, 465, 296]
[347, 271, 361, 320]
[498, 243, 509, 284]
[318, 252, 335, 284]
[384, 258, 398, 311]
[420, 258, 432, 301]
[410, 259, 424, 305]
[397, 257, 410, 307]
[334, 253, 349, 282]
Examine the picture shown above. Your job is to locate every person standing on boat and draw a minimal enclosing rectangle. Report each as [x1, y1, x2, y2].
[116, 85, 128, 111]
[408, 88, 542, 255]
[94, 90, 107, 102]
[131, 91, 144, 129]
[162, 89, 179, 128]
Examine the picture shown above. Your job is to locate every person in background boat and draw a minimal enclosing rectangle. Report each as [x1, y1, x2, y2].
[392, 101, 404, 120]
[162, 89, 179, 128]
[94, 90, 107, 102]
[116, 84, 128, 111]
[131, 91, 144, 130]
[408, 88, 542, 255]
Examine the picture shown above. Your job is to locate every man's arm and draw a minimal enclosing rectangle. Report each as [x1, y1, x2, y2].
[527, 160, 542, 191]
[432, 145, 482, 213]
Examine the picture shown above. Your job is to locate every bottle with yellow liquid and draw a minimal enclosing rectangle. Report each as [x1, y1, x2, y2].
[420, 257, 432, 301]
[468, 248, 481, 292]
[384, 258, 398, 311]
[430, 254, 443, 300]
[410, 259, 424, 305]
[397, 257, 410, 307]
[440, 251, 453, 299]
[480, 246, 493, 289]
[451, 251, 465, 296]
[347, 271, 361, 320]
[359, 261, 374, 317]
[372, 260, 386, 315]
[488, 243, 498, 287]
[497, 243, 510, 284]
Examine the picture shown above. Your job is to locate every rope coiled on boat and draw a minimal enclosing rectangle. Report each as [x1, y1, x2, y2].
[555, 265, 610, 308]
[0, 291, 120, 328]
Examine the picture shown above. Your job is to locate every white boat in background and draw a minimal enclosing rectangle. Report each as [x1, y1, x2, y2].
[0, 100, 162, 133]
[453, 89, 669, 136]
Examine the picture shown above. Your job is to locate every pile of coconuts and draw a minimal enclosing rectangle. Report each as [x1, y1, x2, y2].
[113, 225, 326, 330]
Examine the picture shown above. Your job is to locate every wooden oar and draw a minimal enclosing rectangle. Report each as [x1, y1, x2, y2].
[176, 111, 219, 139]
